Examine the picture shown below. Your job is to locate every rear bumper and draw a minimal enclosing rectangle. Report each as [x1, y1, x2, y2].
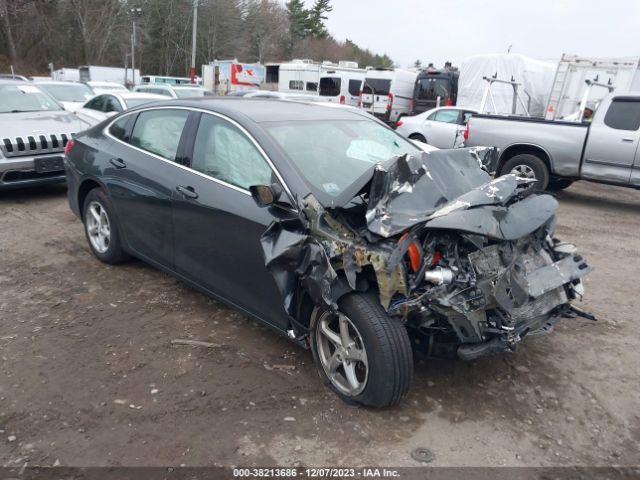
[0, 155, 66, 190]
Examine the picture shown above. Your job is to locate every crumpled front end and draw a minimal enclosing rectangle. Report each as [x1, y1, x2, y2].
[259, 148, 593, 359]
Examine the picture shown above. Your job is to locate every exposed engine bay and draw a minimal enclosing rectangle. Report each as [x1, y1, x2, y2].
[260, 147, 594, 360]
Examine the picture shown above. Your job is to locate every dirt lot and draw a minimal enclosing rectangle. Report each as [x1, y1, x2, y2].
[0, 181, 639, 468]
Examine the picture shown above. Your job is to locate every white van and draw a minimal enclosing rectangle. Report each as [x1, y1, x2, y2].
[361, 68, 418, 123]
[318, 62, 365, 106]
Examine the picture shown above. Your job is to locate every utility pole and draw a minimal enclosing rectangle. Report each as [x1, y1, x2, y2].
[190, 0, 198, 84]
[130, 7, 143, 87]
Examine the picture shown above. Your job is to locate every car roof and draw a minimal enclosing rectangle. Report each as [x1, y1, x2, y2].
[140, 97, 370, 123]
[87, 81, 126, 87]
[109, 92, 167, 100]
[33, 80, 89, 87]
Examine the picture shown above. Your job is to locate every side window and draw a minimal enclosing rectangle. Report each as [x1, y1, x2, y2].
[104, 96, 122, 113]
[306, 82, 318, 92]
[348, 79, 362, 96]
[86, 95, 105, 111]
[191, 114, 273, 190]
[130, 109, 189, 161]
[433, 109, 460, 124]
[604, 99, 640, 131]
[289, 80, 303, 91]
[108, 115, 130, 141]
[319, 77, 341, 97]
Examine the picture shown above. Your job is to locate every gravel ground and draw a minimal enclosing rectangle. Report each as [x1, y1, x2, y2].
[0, 181, 638, 468]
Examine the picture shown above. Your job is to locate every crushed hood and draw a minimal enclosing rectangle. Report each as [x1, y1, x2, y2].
[360, 147, 557, 240]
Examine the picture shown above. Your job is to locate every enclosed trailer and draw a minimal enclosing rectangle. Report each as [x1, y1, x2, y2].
[203, 60, 265, 95]
[457, 54, 556, 117]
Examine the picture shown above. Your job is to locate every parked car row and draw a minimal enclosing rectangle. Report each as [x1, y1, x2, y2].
[0, 77, 215, 190]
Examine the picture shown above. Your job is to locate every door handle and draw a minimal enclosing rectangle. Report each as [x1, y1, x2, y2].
[176, 185, 198, 199]
[622, 137, 635, 142]
[109, 158, 126, 169]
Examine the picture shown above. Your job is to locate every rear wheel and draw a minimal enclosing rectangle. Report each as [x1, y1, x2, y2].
[83, 188, 129, 264]
[310, 292, 413, 408]
[500, 153, 550, 190]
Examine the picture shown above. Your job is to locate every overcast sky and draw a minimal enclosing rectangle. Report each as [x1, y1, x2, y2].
[300, 0, 640, 68]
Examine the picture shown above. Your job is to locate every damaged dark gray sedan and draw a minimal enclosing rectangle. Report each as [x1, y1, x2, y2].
[65, 98, 593, 407]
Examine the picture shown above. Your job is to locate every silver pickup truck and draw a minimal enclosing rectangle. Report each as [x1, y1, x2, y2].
[465, 92, 640, 190]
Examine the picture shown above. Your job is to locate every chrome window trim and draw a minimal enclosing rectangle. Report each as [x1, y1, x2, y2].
[103, 106, 296, 204]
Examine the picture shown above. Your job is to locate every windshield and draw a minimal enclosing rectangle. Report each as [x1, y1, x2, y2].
[174, 88, 206, 98]
[39, 83, 94, 102]
[0, 84, 62, 113]
[124, 98, 161, 108]
[264, 119, 420, 199]
[362, 78, 391, 95]
[416, 77, 452, 101]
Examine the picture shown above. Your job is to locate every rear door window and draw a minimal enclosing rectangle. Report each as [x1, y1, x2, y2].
[432, 109, 460, 124]
[109, 115, 131, 141]
[191, 114, 273, 190]
[319, 77, 341, 97]
[604, 99, 640, 131]
[85, 95, 105, 111]
[362, 78, 391, 95]
[348, 79, 362, 96]
[104, 96, 122, 113]
[130, 109, 189, 161]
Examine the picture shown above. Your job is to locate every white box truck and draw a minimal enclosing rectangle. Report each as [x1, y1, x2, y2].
[78, 66, 139, 87]
[361, 68, 418, 123]
[545, 54, 640, 120]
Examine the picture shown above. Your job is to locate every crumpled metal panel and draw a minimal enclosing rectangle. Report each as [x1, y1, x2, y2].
[260, 218, 340, 315]
[363, 147, 545, 238]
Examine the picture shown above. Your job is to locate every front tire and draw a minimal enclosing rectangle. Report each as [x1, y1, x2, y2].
[83, 188, 129, 264]
[310, 292, 413, 408]
[500, 153, 550, 190]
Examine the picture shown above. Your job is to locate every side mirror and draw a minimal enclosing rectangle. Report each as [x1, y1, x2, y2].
[250, 183, 283, 208]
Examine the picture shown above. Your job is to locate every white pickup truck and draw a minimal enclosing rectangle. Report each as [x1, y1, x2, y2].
[465, 92, 640, 190]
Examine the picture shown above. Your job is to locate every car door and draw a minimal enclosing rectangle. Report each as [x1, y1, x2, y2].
[423, 108, 461, 148]
[582, 97, 640, 184]
[103, 108, 190, 267]
[171, 112, 292, 331]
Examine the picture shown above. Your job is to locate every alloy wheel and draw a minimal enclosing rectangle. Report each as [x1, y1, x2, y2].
[316, 311, 369, 396]
[510, 164, 537, 180]
[86, 201, 111, 254]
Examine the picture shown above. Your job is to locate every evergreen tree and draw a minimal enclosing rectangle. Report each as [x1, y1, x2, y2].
[307, 0, 332, 38]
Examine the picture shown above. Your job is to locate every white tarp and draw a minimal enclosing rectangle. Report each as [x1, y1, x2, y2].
[457, 54, 556, 117]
